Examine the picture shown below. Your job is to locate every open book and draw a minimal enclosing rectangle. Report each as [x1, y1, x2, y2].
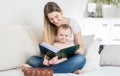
[39, 42, 80, 58]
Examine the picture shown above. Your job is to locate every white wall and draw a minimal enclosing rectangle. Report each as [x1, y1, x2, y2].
[0, 0, 87, 25]
[0, 0, 88, 41]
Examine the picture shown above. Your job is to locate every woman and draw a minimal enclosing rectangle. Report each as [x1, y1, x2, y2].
[23, 2, 86, 74]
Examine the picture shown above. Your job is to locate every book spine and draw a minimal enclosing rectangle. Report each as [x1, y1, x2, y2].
[22, 68, 53, 76]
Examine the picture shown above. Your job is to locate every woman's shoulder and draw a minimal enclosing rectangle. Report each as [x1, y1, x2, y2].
[69, 18, 78, 23]
[69, 18, 81, 34]
[69, 18, 79, 27]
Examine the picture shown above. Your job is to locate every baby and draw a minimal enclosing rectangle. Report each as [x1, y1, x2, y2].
[43, 24, 74, 66]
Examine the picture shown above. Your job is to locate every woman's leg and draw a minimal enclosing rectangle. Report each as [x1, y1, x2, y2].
[51, 54, 86, 73]
[26, 54, 86, 73]
[27, 56, 45, 67]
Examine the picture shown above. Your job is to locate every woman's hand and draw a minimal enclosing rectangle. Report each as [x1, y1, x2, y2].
[75, 48, 84, 54]
[56, 57, 67, 64]
[49, 56, 68, 65]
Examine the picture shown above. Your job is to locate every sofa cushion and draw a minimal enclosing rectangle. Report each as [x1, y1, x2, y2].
[100, 45, 120, 66]
[82, 38, 101, 71]
[83, 34, 94, 50]
[0, 25, 37, 71]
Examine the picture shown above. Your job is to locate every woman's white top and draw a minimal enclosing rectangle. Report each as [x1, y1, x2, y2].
[69, 18, 81, 34]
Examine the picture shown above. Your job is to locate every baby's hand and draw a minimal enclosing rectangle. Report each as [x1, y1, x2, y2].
[43, 56, 50, 66]
[49, 56, 58, 65]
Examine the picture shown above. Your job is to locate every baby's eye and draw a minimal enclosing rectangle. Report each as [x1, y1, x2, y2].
[65, 35, 68, 37]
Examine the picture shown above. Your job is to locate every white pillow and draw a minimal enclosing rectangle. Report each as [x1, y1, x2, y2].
[82, 38, 101, 71]
[100, 45, 120, 66]
[83, 35, 94, 50]
[0, 25, 37, 71]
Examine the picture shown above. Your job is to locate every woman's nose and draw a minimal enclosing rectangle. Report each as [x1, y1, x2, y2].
[53, 18, 57, 23]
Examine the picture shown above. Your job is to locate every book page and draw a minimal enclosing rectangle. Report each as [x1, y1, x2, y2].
[40, 42, 59, 53]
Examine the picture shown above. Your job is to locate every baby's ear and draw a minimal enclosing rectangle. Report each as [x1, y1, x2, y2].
[70, 34, 73, 40]
[71, 34, 73, 38]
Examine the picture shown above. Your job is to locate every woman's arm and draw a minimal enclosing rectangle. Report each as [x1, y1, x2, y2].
[74, 31, 84, 54]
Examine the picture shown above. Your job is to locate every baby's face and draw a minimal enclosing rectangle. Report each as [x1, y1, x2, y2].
[57, 28, 72, 43]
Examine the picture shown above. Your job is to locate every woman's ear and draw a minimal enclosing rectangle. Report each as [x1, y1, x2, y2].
[60, 9, 63, 15]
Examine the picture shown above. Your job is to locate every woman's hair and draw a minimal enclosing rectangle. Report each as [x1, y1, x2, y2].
[57, 24, 72, 35]
[42, 2, 61, 45]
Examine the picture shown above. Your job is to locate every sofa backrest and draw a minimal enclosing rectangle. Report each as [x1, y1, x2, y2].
[0, 25, 38, 71]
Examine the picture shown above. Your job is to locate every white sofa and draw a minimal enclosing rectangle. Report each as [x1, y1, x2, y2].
[0, 25, 120, 76]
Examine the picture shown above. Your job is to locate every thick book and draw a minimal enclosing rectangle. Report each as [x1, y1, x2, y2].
[39, 42, 80, 58]
[22, 67, 53, 76]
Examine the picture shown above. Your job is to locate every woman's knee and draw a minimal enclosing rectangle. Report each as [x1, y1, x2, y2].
[27, 56, 37, 64]
[73, 54, 86, 64]
[27, 56, 43, 67]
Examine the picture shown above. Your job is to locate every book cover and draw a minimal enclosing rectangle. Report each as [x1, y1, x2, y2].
[39, 42, 80, 58]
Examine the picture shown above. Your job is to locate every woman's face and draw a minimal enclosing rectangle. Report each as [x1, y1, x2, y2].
[47, 12, 63, 27]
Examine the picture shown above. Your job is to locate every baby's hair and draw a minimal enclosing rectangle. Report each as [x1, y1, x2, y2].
[57, 24, 72, 35]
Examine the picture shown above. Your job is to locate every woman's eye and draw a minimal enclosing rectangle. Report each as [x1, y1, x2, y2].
[55, 15, 58, 18]
[60, 34, 63, 36]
